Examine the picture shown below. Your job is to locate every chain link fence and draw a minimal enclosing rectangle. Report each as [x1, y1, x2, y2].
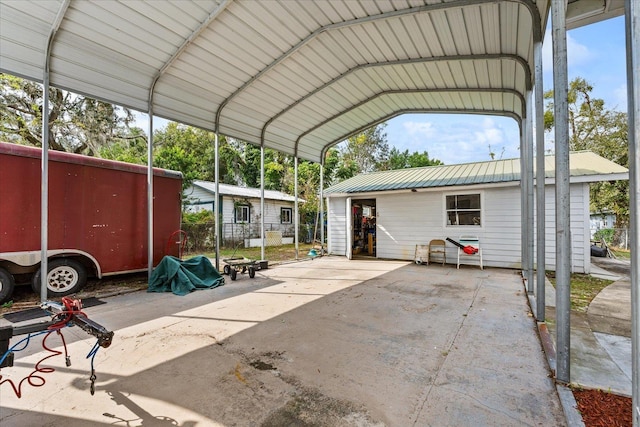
[180, 222, 303, 252]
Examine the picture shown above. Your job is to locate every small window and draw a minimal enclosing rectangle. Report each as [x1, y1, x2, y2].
[235, 205, 250, 223]
[281, 207, 292, 224]
[446, 194, 481, 226]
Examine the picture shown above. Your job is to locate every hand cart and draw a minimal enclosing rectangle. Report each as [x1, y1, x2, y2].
[222, 257, 258, 280]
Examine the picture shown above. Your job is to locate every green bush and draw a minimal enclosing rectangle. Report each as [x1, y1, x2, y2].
[182, 210, 214, 224]
[593, 228, 614, 244]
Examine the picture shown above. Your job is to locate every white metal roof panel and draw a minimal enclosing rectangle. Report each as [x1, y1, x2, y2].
[192, 180, 300, 202]
[0, 0, 579, 164]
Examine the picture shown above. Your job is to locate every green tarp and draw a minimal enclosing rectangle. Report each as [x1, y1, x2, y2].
[148, 256, 224, 296]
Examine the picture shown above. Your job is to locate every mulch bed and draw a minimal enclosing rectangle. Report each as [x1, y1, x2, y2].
[573, 388, 632, 427]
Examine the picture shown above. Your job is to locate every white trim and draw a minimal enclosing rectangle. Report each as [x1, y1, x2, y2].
[443, 190, 485, 229]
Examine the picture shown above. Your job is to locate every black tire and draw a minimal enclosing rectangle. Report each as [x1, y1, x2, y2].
[230, 268, 237, 281]
[248, 266, 255, 278]
[31, 258, 88, 297]
[0, 267, 15, 304]
[223, 265, 230, 275]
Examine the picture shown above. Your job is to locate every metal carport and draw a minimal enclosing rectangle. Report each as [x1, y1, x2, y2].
[0, 1, 637, 423]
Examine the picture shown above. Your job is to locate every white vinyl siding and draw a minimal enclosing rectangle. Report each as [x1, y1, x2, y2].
[539, 183, 590, 273]
[328, 182, 591, 272]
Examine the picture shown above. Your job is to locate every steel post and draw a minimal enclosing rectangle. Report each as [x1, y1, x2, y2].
[526, 90, 535, 293]
[521, 123, 529, 287]
[625, 0, 640, 423]
[147, 113, 154, 278]
[261, 146, 265, 261]
[294, 156, 299, 259]
[40, 72, 50, 303]
[551, 0, 571, 384]
[320, 163, 325, 255]
[535, 39, 546, 321]
[214, 132, 220, 271]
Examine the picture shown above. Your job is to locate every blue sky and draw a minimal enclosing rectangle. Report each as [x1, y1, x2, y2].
[138, 16, 627, 166]
[384, 15, 628, 165]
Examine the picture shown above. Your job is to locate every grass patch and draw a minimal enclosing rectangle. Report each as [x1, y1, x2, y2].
[186, 243, 317, 263]
[611, 248, 631, 260]
[546, 271, 613, 312]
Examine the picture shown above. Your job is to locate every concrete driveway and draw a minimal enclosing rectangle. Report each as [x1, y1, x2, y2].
[0, 257, 565, 426]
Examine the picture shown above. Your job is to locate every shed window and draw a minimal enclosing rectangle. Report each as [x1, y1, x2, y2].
[281, 207, 292, 224]
[235, 205, 250, 223]
[446, 194, 481, 226]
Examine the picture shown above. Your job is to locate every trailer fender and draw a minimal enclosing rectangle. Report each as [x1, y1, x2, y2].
[0, 250, 102, 278]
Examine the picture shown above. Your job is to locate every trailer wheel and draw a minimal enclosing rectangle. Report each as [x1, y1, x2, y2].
[230, 268, 237, 281]
[223, 265, 230, 275]
[248, 266, 255, 278]
[31, 258, 88, 297]
[0, 268, 15, 304]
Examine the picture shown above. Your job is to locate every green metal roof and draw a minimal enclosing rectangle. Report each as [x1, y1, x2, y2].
[324, 151, 628, 195]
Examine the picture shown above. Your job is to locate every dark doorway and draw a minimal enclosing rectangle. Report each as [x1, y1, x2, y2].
[351, 199, 376, 259]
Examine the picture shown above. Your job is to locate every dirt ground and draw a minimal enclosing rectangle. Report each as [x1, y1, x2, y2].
[1, 273, 148, 315]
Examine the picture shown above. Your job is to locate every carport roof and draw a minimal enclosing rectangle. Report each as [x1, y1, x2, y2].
[0, 1, 622, 163]
[323, 151, 629, 194]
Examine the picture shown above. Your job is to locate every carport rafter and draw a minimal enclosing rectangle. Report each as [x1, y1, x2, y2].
[318, 108, 522, 161]
[216, 0, 541, 136]
[261, 54, 533, 151]
[295, 88, 526, 158]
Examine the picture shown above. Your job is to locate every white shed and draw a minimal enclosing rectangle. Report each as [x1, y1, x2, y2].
[324, 152, 628, 273]
[184, 181, 302, 246]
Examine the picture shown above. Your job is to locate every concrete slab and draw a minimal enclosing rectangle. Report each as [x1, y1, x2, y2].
[0, 258, 566, 426]
[588, 279, 631, 337]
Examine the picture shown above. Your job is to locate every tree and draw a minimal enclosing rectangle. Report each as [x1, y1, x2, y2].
[544, 77, 629, 226]
[0, 73, 134, 155]
[338, 124, 389, 174]
[384, 147, 443, 169]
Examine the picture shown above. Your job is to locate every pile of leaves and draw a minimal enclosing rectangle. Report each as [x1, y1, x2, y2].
[573, 388, 632, 427]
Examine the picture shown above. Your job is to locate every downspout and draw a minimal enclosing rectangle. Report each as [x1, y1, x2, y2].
[40, 0, 70, 303]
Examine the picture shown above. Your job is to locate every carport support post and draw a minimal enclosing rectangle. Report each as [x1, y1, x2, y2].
[320, 163, 324, 255]
[40, 66, 51, 303]
[551, 0, 571, 384]
[520, 122, 530, 290]
[40, 0, 71, 301]
[214, 132, 220, 271]
[294, 156, 299, 260]
[260, 145, 265, 261]
[534, 39, 546, 321]
[625, 0, 640, 423]
[147, 112, 154, 278]
[526, 90, 535, 293]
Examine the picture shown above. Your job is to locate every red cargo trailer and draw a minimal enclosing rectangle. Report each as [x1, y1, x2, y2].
[0, 142, 183, 302]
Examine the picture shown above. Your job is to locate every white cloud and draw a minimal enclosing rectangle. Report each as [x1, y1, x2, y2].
[403, 121, 436, 138]
[388, 115, 520, 165]
[542, 30, 593, 76]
